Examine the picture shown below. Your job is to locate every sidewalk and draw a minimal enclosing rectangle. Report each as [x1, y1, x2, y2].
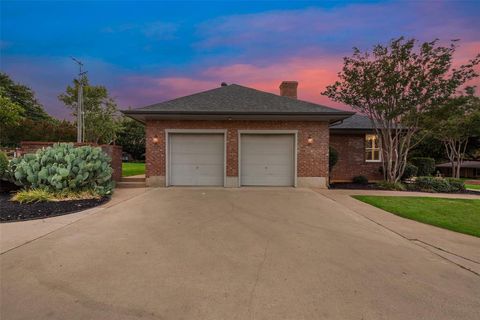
[314, 189, 480, 275]
[0, 187, 151, 254]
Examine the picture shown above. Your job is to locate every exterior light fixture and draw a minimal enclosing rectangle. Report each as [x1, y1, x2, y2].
[307, 136, 314, 145]
[152, 135, 159, 144]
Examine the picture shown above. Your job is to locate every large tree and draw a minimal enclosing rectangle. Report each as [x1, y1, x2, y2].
[426, 88, 480, 178]
[0, 72, 50, 121]
[323, 37, 480, 183]
[59, 76, 121, 144]
[0, 74, 76, 147]
[0, 90, 25, 144]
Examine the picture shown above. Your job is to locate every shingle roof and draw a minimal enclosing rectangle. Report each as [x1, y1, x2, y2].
[330, 114, 375, 130]
[125, 84, 351, 115]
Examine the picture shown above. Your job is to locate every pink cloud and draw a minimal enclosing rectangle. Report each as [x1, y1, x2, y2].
[115, 55, 349, 110]
[116, 40, 479, 112]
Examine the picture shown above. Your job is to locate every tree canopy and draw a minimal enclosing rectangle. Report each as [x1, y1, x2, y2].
[58, 76, 121, 144]
[0, 72, 51, 121]
[0, 73, 76, 147]
[425, 88, 480, 177]
[323, 37, 480, 182]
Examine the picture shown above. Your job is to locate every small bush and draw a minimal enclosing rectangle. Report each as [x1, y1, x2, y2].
[445, 178, 466, 192]
[329, 146, 339, 171]
[415, 176, 463, 193]
[12, 188, 54, 203]
[353, 175, 368, 184]
[410, 157, 435, 176]
[376, 181, 406, 191]
[10, 143, 113, 196]
[401, 163, 418, 180]
[0, 151, 8, 178]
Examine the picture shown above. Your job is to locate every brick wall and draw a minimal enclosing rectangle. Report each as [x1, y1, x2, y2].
[145, 120, 329, 181]
[329, 134, 383, 182]
[19, 141, 122, 182]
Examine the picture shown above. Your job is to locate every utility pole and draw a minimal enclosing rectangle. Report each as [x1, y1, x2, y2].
[71, 57, 87, 143]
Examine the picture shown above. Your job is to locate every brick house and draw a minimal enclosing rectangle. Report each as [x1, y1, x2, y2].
[123, 81, 382, 188]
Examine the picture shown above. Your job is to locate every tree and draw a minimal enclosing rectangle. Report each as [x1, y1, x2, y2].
[117, 118, 145, 160]
[0, 91, 25, 143]
[323, 37, 480, 183]
[0, 73, 51, 121]
[0, 73, 77, 147]
[426, 88, 480, 178]
[59, 76, 121, 144]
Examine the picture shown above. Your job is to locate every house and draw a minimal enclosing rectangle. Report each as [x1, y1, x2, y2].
[123, 81, 382, 188]
[436, 161, 480, 178]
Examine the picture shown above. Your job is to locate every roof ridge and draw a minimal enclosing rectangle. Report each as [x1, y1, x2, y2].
[223, 84, 344, 113]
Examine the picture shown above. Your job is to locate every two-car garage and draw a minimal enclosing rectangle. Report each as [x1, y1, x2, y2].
[167, 131, 296, 187]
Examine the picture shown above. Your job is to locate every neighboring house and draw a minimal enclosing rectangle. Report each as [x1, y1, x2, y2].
[123, 81, 381, 188]
[436, 161, 480, 178]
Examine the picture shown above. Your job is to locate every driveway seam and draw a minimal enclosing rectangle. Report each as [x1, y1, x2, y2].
[0, 188, 155, 256]
[248, 237, 270, 320]
[317, 191, 480, 277]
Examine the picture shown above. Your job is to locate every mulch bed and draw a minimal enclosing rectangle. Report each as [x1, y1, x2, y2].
[0, 193, 109, 223]
[330, 183, 382, 190]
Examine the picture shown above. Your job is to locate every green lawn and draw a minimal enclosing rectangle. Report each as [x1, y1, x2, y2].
[352, 196, 480, 238]
[122, 162, 145, 177]
[465, 184, 480, 190]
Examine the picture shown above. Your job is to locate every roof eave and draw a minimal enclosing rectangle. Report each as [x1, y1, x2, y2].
[122, 110, 354, 124]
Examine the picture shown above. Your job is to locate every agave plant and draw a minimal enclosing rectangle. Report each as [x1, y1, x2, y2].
[10, 143, 113, 195]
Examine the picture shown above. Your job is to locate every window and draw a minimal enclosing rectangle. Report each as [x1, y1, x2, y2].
[365, 134, 381, 162]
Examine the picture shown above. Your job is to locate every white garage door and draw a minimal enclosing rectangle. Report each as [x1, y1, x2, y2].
[169, 133, 224, 186]
[241, 134, 295, 186]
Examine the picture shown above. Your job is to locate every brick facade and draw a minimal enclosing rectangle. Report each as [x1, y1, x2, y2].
[145, 120, 329, 187]
[19, 141, 123, 182]
[329, 134, 383, 182]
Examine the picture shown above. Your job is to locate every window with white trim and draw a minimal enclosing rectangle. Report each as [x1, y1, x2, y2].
[365, 134, 381, 162]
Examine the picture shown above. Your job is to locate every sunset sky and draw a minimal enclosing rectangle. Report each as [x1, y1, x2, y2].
[1, 0, 479, 119]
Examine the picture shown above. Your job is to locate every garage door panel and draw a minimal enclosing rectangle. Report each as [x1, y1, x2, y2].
[241, 134, 295, 186]
[169, 133, 224, 186]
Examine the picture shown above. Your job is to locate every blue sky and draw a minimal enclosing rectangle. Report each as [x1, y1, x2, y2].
[1, 0, 479, 119]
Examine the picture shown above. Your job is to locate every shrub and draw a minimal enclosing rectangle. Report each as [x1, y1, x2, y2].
[401, 163, 418, 180]
[415, 176, 460, 193]
[0, 151, 8, 178]
[12, 188, 54, 203]
[329, 146, 339, 171]
[445, 178, 466, 192]
[410, 157, 436, 176]
[353, 175, 368, 184]
[10, 143, 113, 195]
[376, 181, 406, 191]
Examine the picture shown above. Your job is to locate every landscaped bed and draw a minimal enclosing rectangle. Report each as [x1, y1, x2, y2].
[353, 195, 480, 237]
[331, 182, 478, 194]
[0, 193, 109, 223]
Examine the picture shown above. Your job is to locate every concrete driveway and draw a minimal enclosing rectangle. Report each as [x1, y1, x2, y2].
[1, 188, 479, 320]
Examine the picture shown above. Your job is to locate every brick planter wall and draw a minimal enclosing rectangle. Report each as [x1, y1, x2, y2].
[18, 141, 122, 182]
[329, 134, 383, 182]
[145, 120, 329, 187]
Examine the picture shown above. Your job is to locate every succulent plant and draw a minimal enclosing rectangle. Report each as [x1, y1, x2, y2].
[10, 143, 113, 195]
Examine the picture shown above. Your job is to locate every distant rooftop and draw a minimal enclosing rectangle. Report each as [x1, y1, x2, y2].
[330, 114, 375, 130]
